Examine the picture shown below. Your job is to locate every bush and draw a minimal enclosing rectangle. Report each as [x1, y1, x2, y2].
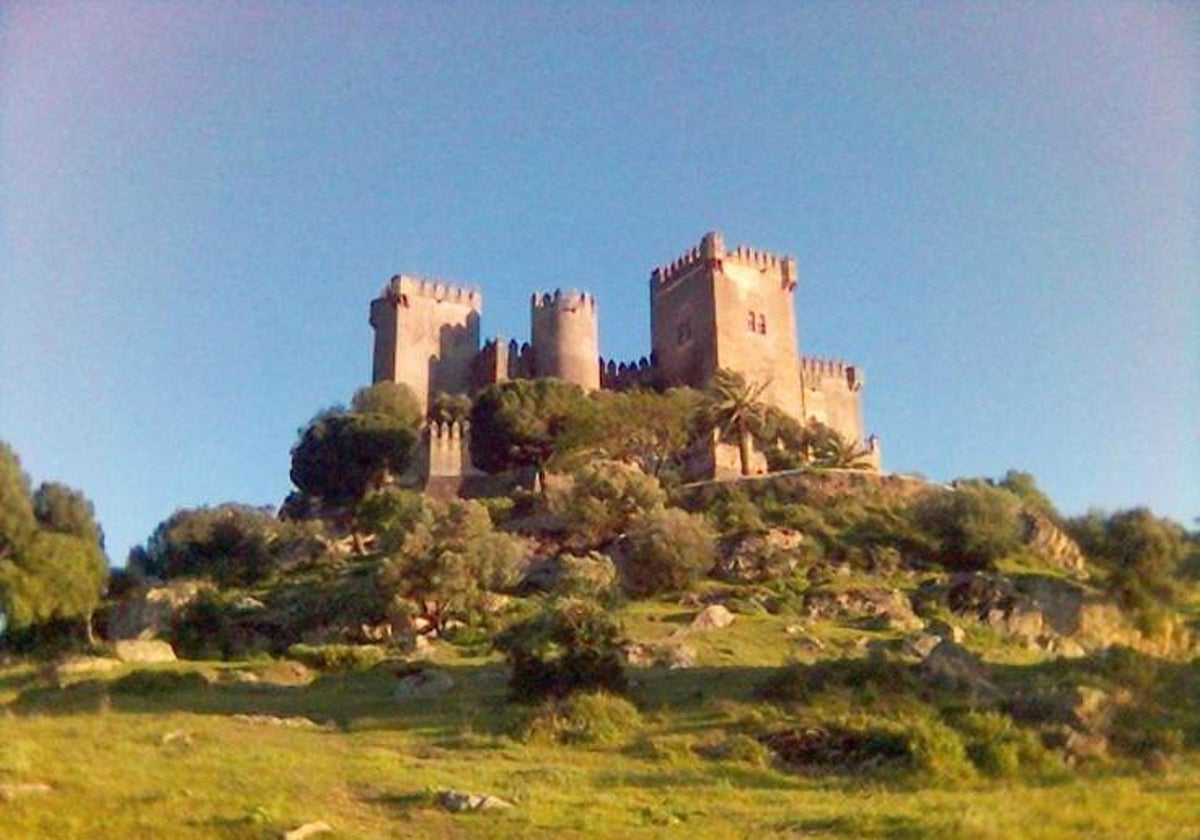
[904, 715, 975, 783]
[286, 643, 386, 672]
[621, 507, 716, 597]
[554, 460, 666, 549]
[910, 483, 1024, 570]
[496, 598, 628, 701]
[956, 711, 1060, 778]
[520, 692, 642, 745]
[696, 733, 771, 766]
[551, 552, 621, 605]
[112, 669, 210, 696]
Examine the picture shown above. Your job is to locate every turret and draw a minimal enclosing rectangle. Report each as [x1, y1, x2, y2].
[530, 289, 600, 390]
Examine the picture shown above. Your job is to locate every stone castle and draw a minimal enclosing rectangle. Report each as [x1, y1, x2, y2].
[369, 231, 877, 484]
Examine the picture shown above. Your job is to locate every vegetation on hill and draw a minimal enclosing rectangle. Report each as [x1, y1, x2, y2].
[1, 374, 1198, 838]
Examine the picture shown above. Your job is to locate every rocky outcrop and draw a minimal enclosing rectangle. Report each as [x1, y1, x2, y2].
[803, 586, 923, 632]
[113, 639, 177, 664]
[108, 581, 208, 641]
[690, 604, 735, 630]
[1021, 511, 1087, 576]
[714, 528, 814, 583]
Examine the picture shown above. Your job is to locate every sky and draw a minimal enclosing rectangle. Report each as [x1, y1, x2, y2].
[1, 1, 1197, 563]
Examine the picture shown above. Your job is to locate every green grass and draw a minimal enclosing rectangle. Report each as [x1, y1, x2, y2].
[3, 600, 1199, 839]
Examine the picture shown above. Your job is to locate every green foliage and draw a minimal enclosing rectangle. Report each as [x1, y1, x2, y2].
[904, 715, 975, 782]
[707, 486, 767, 537]
[911, 483, 1024, 570]
[554, 460, 666, 548]
[703, 369, 771, 476]
[520, 691, 642, 745]
[551, 552, 621, 606]
[168, 588, 236, 659]
[495, 597, 628, 701]
[32, 482, 104, 548]
[290, 410, 419, 505]
[354, 488, 432, 553]
[0, 531, 107, 632]
[468, 379, 588, 477]
[956, 711, 1061, 778]
[286, 643, 386, 672]
[568, 388, 705, 478]
[621, 507, 716, 597]
[0, 441, 36, 563]
[378, 499, 527, 631]
[998, 470, 1059, 520]
[427, 391, 472, 424]
[111, 669, 210, 696]
[132, 503, 322, 586]
[697, 733, 771, 766]
[349, 381, 423, 428]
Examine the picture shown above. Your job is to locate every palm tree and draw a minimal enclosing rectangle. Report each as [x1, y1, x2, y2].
[704, 370, 770, 476]
[804, 421, 873, 470]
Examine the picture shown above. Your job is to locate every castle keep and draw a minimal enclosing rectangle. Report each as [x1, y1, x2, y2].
[369, 231, 877, 479]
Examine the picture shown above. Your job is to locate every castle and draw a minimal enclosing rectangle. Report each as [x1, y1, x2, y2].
[369, 231, 878, 484]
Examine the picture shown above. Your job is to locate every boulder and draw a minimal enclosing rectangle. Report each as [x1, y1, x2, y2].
[108, 581, 208, 640]
[690, 604, 735, 630]
[918, 640, 1000, 701]
[714, 528, 811, 583]
[624, 640, 696, 669]
[282, 822, 333, 840]
[803, 586, 923, 632]
[436, 789, 514, 812]
[1021, 511, 1087, 576]
[113, 640, 177, 664]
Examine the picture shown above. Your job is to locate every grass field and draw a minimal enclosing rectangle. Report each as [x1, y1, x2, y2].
[2, 607, 1198, 840]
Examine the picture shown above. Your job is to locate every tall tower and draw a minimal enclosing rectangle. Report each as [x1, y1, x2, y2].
[530, 289, 600, 390]
[369, 274, 482, 413]
[650, 232, 803, 418]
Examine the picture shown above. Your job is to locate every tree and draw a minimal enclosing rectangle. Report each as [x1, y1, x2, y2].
[290, 410, 419, 506]
[378, 500, 527, 632]
[997, 470, 1059, 520]
[0, 442, 36, 563]
[33, 481, 105, 547]
[573, 388, 704, 478]
[469, 379, 588, 486]
[350, 381, 423, 428]
[704, 370, 770, 476]
[621, 507, 717, 597]
[553, 460, 667, 549]
[133, 503, 321, 586]
[806, 424, 874, 470]
[911, 483, 1024, 570]
[428, 391, 473, 425]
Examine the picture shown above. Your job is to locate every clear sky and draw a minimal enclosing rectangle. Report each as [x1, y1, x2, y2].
[1, 2, 1197, 563]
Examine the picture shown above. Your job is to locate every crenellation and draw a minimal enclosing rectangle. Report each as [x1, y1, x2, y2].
[371, 228, 877, 486]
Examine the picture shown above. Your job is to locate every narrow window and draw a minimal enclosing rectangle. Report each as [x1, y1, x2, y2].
[747, 311, 757, 332]
[758, 314, 767, 335]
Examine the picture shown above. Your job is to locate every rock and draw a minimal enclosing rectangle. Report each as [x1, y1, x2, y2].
[108, 581, 208, 641]
[690, 604, 735, 630]
[624, 640, 696, 669]
[902, 632, 943, 659]
[925, 619, 965, 644]
[231, 714, 328, 730]
[803, 587, 923, 632]
[393, 668, 454, 700]
[282, 821, 333, 840]
[0, 783, 52, 801]
[919, 640, 1000, 701]
[160, 729, 193, 746]
[112, 640, 177, 664]
[436, 789, 514, 812]
[234, 596, 266, 611]
[1021, 511, 1087, 576]
[714, 528, 811, 583]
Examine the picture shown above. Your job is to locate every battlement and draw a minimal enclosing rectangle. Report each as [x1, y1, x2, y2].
[651, 231, 797, 289]
[801, 356, 864, 391]
[531, 289, 596, 312]
[600, 355, 655, 390]
[427, 419, 469, 443]
[383, 274, 481, 307]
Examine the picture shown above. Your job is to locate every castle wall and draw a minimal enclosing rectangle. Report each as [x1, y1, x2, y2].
[369, 275, 481, 412]
[651, 232, 803, 417]
[530, 290, 600, 389]
[800, 357, 866, 445]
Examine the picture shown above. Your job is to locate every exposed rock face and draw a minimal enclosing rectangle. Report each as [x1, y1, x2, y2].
[624, 640, 696, 669]
[108, 581, 208, 641]
[803, 587, 923, 632]
[714, 528, 813, 583]
[918, 640, 1000, 702]
[113, 640, 178, 664]
[1021, 511, 1087, 576]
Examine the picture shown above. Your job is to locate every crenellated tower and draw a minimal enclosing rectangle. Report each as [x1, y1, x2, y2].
[369, 274, 481, 413]
[651, 231, 804, 418]
[530, 289, 600, 390]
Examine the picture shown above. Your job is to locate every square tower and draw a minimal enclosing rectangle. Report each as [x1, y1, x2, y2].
[650, 232, 803, 418]
[369, 275, 481, 413]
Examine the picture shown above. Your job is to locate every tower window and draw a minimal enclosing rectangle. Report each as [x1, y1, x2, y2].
[758, 313, 767, 335]
[747, 311, 757, 331]
[676, 320, 692, 344]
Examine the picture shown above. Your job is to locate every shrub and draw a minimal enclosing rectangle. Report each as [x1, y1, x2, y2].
[552, 552, 621, 606]
[956, 711, 1060, 778]
[286, 643, 386, 672]
[521, 691, 642, 745]
[696, 733, 771, 766]
[910, 483, 1024, 570]
[621, 507, 716, 597]
[112, 669, 210, 696]
[554, 460, 666, 549]
[903, 715, 975, 783]
[495, 598, 627, 701]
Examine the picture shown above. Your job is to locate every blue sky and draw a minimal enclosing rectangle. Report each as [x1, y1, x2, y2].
[1, 2, 1197, 562]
